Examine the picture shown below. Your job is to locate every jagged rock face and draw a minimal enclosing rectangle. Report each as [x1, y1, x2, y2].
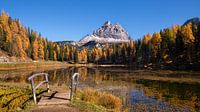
[183, 17, 200, 26]
[56, 41, 78, 47]
[79, 21, 130, 45]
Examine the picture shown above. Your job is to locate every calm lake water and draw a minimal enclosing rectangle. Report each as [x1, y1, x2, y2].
[0, 66, 200, 111]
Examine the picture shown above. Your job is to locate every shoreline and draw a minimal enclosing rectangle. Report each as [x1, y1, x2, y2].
[0, 61, 127, 70]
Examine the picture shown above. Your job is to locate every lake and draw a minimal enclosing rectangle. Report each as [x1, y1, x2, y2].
[0, 66, 200, 111]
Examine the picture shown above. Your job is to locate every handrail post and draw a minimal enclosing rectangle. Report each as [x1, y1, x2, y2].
[45, 74, 50, 93]
[70, 73, 80, 101]
[30, 79, 37, 104]
[70, 78, 73, 101]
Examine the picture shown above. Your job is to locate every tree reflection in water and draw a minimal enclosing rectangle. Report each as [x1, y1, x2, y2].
[0, 67, 200, 111]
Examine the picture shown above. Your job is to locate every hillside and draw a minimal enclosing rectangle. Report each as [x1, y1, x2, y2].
[0, 10, 200, 70]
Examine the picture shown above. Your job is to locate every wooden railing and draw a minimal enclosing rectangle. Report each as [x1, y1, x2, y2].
[70, 73, 80, 101]
[28, 73, 50, 104]
[28, 72, 80, 104]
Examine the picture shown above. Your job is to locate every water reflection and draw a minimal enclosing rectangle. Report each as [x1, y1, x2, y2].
[0, 67, 200, 111]
[136, 80, 200, 111]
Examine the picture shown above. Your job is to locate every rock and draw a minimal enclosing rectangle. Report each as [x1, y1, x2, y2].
[183, 17, 200, 26]
[79, 21, 131, 46]
[0, 56, 9, 62]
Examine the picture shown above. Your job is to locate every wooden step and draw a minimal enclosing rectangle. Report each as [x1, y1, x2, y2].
[38, 91, 70, 106]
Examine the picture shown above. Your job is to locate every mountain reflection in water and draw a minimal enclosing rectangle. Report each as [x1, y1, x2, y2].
[0, 66, 200, 111]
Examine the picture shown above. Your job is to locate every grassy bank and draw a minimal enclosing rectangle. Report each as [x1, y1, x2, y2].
[0, 83, 43, 112]
[0, 61, 67, 70]
[74, 88, 122, 112]
[0, 61, 127, 70]
[0, 82, 123, 112]
[71, 100, 107, 112]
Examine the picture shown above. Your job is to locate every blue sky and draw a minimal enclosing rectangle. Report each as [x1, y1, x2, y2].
[0, 0, 200, 41]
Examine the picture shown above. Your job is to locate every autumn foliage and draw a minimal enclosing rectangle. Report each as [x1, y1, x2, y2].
[0, 11, 200, 69]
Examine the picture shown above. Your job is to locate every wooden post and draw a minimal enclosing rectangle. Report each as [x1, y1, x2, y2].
[30, 79, 37, 104]
[74, 83, 77, 94]
[70, 79, 73, 101]
[45, 74, 50, 93]
[70, 73, 79, 102]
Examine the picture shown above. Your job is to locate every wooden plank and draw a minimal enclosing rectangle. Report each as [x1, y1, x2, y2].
[38, 91, 70, 106]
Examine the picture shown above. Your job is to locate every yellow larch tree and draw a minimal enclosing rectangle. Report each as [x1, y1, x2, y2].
[38, 37, 44, 60]
[53, 51, 57, 61]
[142, 33, 151, 45]
[15, 35, 26, 60]
[182, 23, 195, 45]
[151, 32, 162, 63]
[32, 38, 38, 60]
[181, 23, 195, 63]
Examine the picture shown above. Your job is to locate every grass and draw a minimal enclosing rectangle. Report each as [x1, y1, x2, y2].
[71, 99, 107, 112]
[0, 83, 122, 112]
[75, 88, 122, 112]
[0, 61, 65, 70]
[0, 83, 43, 112]
[0, 61, 127, 71]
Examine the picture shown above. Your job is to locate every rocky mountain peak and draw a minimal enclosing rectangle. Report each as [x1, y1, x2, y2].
[183, 17, 200, 26]
[79, 21, 130, 45]
[104, 21, 111, 26]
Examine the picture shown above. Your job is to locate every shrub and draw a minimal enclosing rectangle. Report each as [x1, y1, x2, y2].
[75, 88, 122, 111]
[97, 93, 122, 110]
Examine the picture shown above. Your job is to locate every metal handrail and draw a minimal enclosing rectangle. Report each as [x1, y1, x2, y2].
[28, 72, 79, 103]
[70, 73, 80, 101]
[28, 73, 50, 104]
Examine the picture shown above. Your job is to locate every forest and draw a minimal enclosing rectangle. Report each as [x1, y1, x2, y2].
[0, 11, 200, 70]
